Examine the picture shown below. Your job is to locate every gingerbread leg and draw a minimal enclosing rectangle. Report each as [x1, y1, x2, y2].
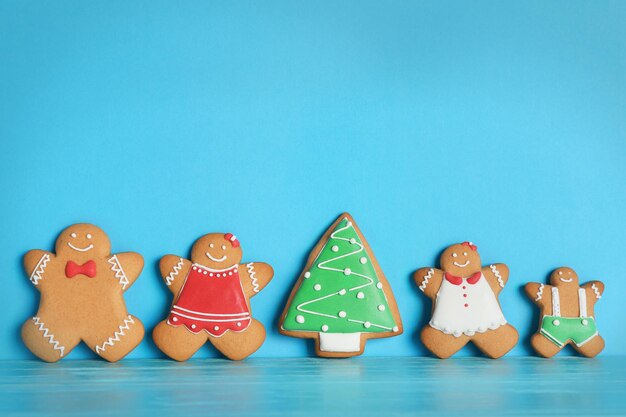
[420, 325, 469, 359]
[153, 320, 208, 361]
[21, 315, 80, 362]
[84, 315, 145, 362]
[208, 319, 266, 360]
[574, 335, 605, 358]
[471, 324, 518, 358]
[530, 333, 562, 358]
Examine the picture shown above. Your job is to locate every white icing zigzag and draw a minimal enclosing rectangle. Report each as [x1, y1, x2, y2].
[591, 283, 602, 299]
[30, 253, 50, 286]
[166, 258, 184, 287]
[95, 315, 135, 354]
[296, 219, 395, 332]
[108, 255, 129, 289]
[535, 283, 544, 301]
[246, 263, 259, 293]
[32, 316, 65, 357]
[490, 264, 504, 288]
[419, 268, 434, 292]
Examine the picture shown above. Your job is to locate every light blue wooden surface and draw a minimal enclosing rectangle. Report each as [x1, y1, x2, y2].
[1, 357, 624, 416]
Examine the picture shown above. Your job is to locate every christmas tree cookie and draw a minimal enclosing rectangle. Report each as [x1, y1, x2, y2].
[279, 213, 402, 357]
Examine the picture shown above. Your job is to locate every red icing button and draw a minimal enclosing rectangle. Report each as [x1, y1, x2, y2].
[462, 286, 466, 290]
[464, 303, 469, 307]
[463, 294, 467, 298]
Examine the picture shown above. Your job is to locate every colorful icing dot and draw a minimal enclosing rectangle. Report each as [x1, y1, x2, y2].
[296, 315, 305, 324]
[350, 238, 357, 244]
[321, 325, 329, 332]
[344, 268, 352, 276]
[376, 282, 383, 289]
[172, 317, 178, 322]
[237, 322, 242, 327]
[331, 245, 339, 252]
[553, 319, 560, 326]
[214, 326, 219, 331]
[314, 284, 322, 291]
[357, 292, 365, 299]
[378, 305, 386, 311]
[304, 271, 311, 279]
[364, 321, 371, 329]
[393, 326, 399, 332]
[582, 319, 588, 326]
[338, 311, 347, 318]
[191, 324, 196, 329]
[360, 257, 367, 264]
[339, 289, 347, 295]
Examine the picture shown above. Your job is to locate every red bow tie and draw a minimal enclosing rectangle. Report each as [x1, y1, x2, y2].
[65, 260, 97, 278]
[445, 271, 481, 285]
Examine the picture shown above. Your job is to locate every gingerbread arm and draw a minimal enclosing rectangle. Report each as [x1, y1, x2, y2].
[159, 255, 192, 295]
[524, 282, 552, 307]
[107, 252, 144, 291]
[482, 263, 509, 295]
[239, 262, 274, 298]
[23, 250, 55, 289]
[413, 267, 444, 299]
[582, 281, 604, 303]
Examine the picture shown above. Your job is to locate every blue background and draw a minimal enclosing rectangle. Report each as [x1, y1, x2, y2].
[1, 1, 625, 360]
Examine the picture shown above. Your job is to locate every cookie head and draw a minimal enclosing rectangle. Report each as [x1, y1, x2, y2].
[550, 267, 579, 287]
[440, 242, 481, 276]
[55, 224, 111, 259]
[191, 233, 243, 268]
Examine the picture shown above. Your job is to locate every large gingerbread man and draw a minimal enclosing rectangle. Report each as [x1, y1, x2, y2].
[21, 224, 145, 362]
[525, 267, 604, 357]
[153, 233, 273, 361]
[414, 242, 519, 358]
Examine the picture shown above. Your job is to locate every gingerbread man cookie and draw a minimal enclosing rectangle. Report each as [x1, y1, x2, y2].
[414, 242, 518, 358]
[21, 224, 145, 362]
[525, 267, 604, 358]
[153, 233, 273, 361]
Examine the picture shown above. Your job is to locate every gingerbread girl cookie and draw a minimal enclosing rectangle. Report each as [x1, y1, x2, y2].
[153, 233, 273, 361]
[525, 267, 604, 358]
[21, 224, 145, 362]
[414, 242, 518, 358]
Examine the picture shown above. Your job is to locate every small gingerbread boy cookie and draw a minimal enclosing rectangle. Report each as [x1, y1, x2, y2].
[413, 242, 518, 358]
[153, 233, 273, 361]
[525, 267, 605, 358]
[21, 224, 145, 362]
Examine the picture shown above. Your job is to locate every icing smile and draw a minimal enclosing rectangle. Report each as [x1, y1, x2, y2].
[67, 242, 94, 252]
[559, 277, 573, 283]
[205, 252, 227, 262]
[453, 260, 470, 268]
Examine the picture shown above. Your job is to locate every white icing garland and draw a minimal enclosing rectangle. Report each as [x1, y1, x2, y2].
[295, 220, 395, 332]
[30, 253, 50, 286]
[591, 283, 601, 299]
[32, 316, 65, 357]
[419, 268, 434, 292]
[95, 315, 135, 354]
[490, 264, 504, 288]
[246, 262, 260, 293]
[535, 283, 544, 301]
[107, 255, 129, 289]
[165, 258, 184, 287]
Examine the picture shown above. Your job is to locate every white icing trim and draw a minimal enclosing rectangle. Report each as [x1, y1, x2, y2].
[490, 264, 504, 288]
[295, 219, 393, 331]
[591, 283, 601, 299]
[67, 242, 94, 252]
[453, 260, 470, 268]
[347, 318, 393, 331]
[429, 317, 506, 337]
[578, 288, 588, 318]
[193, 263, 237, 273]
[29, 253, 50, 286]
[173, 305, 250, 317]
[32, 316, 65, 357]
[170, 311, 250, 323]
[107, 255, 129, 289]
[95, 315, 135, 354]
[535, 283, 544, 301]
[165, 258, 184, 286]
[551, 287, 561, 317]
[419, 268, 434, 292]
[246, 263, 259, 293]
[319, 332, 361, 352]
[205, 252, 227, 262]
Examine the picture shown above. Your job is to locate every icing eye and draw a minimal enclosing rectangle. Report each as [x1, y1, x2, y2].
[86, 233, 92, 239]
[463, 252, 467, 256]
[452, 253, 458, 258]
[559, 271, 563, 275]
[221, 245, 226, 250]
[70, 233, 77, 238]
[209, 243, 214, 248]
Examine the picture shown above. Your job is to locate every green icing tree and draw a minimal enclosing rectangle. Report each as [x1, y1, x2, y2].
[282, 217, 398, 351]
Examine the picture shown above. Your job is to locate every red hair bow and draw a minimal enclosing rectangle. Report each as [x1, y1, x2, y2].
[461, 241, 477, 251]
[224, 233, 240, 248]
